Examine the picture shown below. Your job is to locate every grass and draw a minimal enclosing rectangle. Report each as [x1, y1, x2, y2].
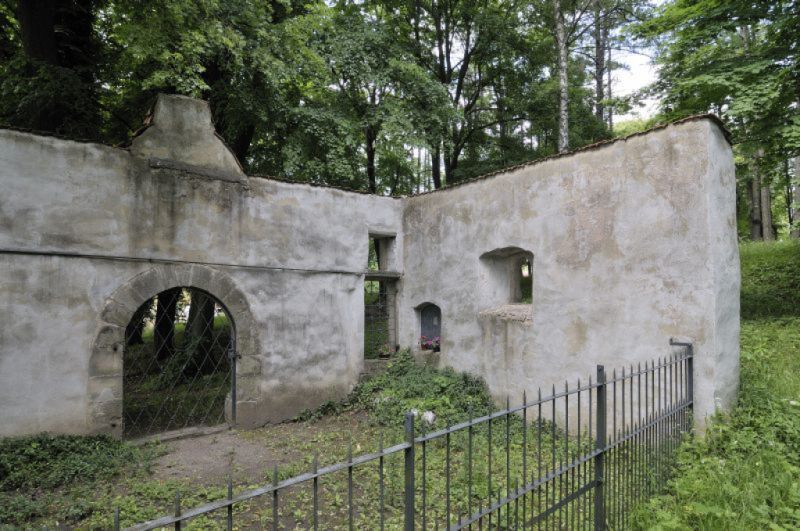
[0, 435, 159, 527]
[1, 352, 584, 529]
[633, 240, 800, 530]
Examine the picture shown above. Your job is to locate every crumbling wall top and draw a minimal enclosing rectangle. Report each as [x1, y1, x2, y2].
[130, 94, 244, 177]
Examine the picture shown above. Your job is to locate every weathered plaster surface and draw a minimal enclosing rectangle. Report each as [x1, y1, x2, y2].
[398, 119, 739, 428]
[0, 95, 401, 436]
[0, 94, 738, 437]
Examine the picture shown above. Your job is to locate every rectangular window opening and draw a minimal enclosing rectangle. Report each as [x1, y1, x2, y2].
[364, 279, 397, 359]
[365, 233, 398, 358]
[367, 234, 396, 272]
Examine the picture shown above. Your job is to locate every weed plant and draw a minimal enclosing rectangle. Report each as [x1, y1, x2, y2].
[0, 434, 157, 526]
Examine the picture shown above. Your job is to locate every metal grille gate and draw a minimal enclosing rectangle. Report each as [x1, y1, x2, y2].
[364, 279, 395, 358]
[122, 287, 236, 438]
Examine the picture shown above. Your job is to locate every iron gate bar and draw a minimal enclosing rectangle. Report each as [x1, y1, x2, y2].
[446, 455, 603, 530]
[123, 345, 693, 531]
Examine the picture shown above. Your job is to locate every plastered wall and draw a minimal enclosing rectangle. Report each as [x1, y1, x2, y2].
[398, 119, 739, 427]
[0, 94, 738, 437]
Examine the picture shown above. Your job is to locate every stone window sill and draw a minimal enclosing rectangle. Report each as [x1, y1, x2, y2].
[478, 304, 532, 322]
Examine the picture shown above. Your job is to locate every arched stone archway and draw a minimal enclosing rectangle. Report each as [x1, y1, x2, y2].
[88, 264, 260, 437]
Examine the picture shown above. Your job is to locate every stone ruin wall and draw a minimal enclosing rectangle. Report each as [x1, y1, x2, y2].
[0, 94, 739, 437]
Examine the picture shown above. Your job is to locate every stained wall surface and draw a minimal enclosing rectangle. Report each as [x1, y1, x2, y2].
[0, 94, 738, 437]
[398, 119, 739, 427]
[0, 95, 402, 436]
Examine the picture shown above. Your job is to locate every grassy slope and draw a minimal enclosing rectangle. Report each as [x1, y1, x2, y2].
[634, 241, 800, 530]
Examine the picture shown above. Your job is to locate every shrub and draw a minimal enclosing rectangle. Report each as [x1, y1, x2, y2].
[299, 350, 494, 431]
[0, 434, 153, 492]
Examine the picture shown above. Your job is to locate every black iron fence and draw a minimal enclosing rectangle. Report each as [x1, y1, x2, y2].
[121, 342, 693, 530]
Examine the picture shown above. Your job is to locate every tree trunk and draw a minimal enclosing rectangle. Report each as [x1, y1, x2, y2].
[555, 0, 569, 153]
[593, 0, 605, 122]
[431, 143, 442, 189]
[125, 301, 151, 346]
[606, 44, 613, 131]
[366, 124, 377, 194]
[154, 288, 181, 361]
[17, 0, 58, 64]
[444, 149, 458, 184]
[791, 157, 800, 238]
[761, 181, 774, 241]
[185, 289, 216, 374]
[230, 124, 255, 171]
[750, 168, 763, 240]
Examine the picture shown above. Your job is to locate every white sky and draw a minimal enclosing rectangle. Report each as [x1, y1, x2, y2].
[612, 48, 660, 122]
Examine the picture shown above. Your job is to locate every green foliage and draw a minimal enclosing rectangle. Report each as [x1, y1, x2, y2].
[351, 350, 494, 429]
[635, 0, 799, 239]
[1, 0, 618, 192]
[0, 434, 152, 492]
[612, 118, 658, 138]
[0, 434, 157, 526]
[298, 350, 493, 430]
[632, 241, 800, 530]
[740, 241, 800, 319]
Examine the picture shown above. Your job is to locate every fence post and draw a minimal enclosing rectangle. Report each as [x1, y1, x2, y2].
[670, 339, 694, 417]
[229, 338, 237, 425]
[686, 344, 694, 412]
[404, 412, 415, 531]
[594, 365, 607, 531]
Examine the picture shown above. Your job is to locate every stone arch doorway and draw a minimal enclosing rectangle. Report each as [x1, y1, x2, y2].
[122, 287, 235, 438]
[88, 265, 260, 438]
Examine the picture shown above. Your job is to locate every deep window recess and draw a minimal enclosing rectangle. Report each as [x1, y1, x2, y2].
[364, 280, 396, 358]
[367, 235, 396, 271]
[518, 256, 533, 303]
[480, 247, 534, 304]
[123, 288, 234, 438]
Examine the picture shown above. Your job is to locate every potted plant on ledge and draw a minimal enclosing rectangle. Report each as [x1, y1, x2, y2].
[420, 335, 440, 352]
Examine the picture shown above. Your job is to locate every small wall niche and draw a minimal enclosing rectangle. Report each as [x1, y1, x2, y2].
[480, 247, 534, 304]
[418, 303, 442, 351]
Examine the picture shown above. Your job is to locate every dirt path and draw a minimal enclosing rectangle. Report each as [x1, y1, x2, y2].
[151, 412, 381, 487]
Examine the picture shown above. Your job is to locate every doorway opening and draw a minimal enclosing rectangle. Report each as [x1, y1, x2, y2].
[122, 287, 235, 438]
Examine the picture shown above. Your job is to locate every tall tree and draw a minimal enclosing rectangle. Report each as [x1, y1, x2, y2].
[379, 0, 520, 185]
[532, 0, 594, 153]
[1, 0, 103, 137]
[154, 288, 181, 361]
[1, 0, 615, 195]
[791, 157, 800, 238]
[315, 3, 449, 193]
[184, 289, 217, 374]
[637, 0, 799, 239]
